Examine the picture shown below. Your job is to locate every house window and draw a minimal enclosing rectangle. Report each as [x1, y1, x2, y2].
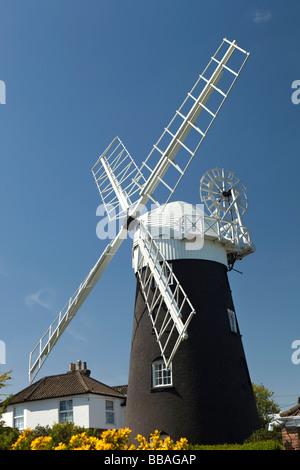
[152, 360, 172, 388]
[227, 308, 237, 333]
[105, 400, 115, 424]
[14, 406, 24, 430]
[59, 399, 73, 423]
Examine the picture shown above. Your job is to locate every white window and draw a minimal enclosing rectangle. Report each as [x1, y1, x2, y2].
[105, 400, 114, 424]
[14, 406, 24, 430]
[152, 360, 172, 388]
[59, 399, 73, 423]
[227, 308, 237, 333]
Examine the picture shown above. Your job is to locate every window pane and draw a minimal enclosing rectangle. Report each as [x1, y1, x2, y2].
[227, 309, 237, 333]
[106, 411, 115, 424]
[14, 417, 24, 430]
[14, 406, 24, 417]
[59, 400, 73, 423]
[14, 406, 24, 430]
[59, 411, 73, 423]
[60, 400, 73, 411]
[105, 400, 114, 411]
[152, 361, 172, 387]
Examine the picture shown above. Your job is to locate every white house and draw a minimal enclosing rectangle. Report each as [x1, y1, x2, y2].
[1, 361, 127, 431]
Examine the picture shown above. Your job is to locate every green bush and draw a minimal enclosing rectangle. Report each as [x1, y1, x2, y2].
[244, 426, 282, 444]
[47, 422, 94, 447]
[3, 422, 284, 451]
[189, 440, 283, 450]
[0, 426, 20, 450]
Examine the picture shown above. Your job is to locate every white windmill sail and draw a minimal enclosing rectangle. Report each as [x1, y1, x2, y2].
[135, 38, 250, 207]
[135, 220, 196, 369]
[29, 227, 127, 383]
[29, 38, 249, 382]
[91, 137, 147, 221]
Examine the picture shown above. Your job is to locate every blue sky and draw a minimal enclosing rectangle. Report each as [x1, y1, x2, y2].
[1, 0, 300, 413]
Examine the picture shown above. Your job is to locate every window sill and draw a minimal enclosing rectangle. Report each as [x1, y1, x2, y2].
[150, 386, 174, 393]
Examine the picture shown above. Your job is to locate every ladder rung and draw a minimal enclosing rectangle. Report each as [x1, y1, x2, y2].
[188, 120, 205, 137]
[199, 74, 209, 84]
[223, 37, 249, 55]
[142, 161, 154, 173]
[153, 144, 164, 156]
[197, 101, 216, 118]
[145, 192, 161, 207]
[211, 56, 238, 76]
[199, 74, 227, 97]
[165, 127, 176, 139]
[209, 82, 227, 97]
[176, 110, 186, 121]
[176, 138, 194, 156]
[131, 176, 145, 191]
[166, 157, 184, 175]
[187, 92, 197, 102]
[156, 175, 174, 192]
[178, 105, 206, 136]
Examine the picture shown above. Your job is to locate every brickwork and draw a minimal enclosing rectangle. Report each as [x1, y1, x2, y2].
[282, 427, 300, 450]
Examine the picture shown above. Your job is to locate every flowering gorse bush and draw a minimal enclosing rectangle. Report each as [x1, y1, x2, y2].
[136, 430, 188, 450]
[11, 429, 35, 450]
[10, 427, 189, 450]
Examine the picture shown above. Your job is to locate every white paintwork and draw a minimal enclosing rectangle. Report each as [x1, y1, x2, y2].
[1, 393, 125, 431]
[132, 201, 253, 272]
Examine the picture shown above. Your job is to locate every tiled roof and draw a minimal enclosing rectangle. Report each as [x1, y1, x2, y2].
[111, 385, 128, 395]
[8, 371, 126, 405]
[280, 400, 300, 417]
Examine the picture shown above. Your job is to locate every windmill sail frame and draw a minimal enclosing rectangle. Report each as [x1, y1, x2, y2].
[29, 38, 250, 383]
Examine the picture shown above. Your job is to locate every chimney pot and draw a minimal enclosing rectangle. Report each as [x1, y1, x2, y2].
[77, 360, 82, 371]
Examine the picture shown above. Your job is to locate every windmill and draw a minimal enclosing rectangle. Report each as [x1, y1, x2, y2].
[29, 38, 260, 444]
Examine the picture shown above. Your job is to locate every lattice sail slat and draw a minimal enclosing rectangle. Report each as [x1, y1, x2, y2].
[92, 137, 146, 221]
[135, 221, 196, 368]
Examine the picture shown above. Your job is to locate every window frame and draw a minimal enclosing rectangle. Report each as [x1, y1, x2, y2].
[59, 399, 73, 423]
[105, 399, 115, 424]
[152, 359, 173, 388]
[14, 405, 24, 430]
[227, 308, 237, 333]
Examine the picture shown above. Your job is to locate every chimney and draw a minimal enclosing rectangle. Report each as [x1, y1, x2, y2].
[81, 360, 91, 376]
[68, 360, 90, 375]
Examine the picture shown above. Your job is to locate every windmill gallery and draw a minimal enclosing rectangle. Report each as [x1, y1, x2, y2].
[28, 38, 260, 445]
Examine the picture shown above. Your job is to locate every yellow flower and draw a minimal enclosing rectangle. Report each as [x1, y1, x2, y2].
[173, 437, 189, 450]
[11, 429, 34, 450]
[11, 427, 188, 451]
[135, 430, 188, 450]
[30, 436, 53, 450]
[54, 442, 68, 450]
[97, 428, 132, 450]
[69, 432, 99, 450]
